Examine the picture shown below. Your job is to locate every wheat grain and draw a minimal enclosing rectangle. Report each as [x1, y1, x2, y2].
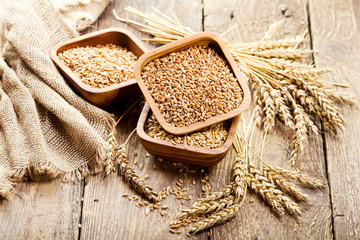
[141, 45, 243, 127]
[58, 44, 137, 88]
[145, 113, 230, 149]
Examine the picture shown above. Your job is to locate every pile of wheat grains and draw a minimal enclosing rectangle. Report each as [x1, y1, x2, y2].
[141, 45, 243, 127]
[58, 43, 137, 88]
[145, 113, 230, 149]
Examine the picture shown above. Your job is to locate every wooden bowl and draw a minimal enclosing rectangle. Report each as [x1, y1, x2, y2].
[137, 103, 240, 167]
[50, 28, 147, 108]
[134, 32, 250, 135]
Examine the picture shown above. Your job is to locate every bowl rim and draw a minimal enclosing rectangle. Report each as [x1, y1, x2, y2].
[134, 32, 251, 135]
[136, 102, 240, 156]
[50, 27, 147, 94]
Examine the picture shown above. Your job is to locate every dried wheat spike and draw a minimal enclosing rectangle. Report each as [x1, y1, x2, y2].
[177, 195, 234, 221]
[322, 88, 356, 104]
[290, 105, 308, 165]
[232, 153, 247, 201]
[249, 164, 301, 216]
[195, 185, 233, 204]
[267, 164, 325, 188]
[261, 19, 284, 41]
[188, 204, 240, 235]
[299, 81, 345, 131]
[248, 48, 313, 60]
[267, 58, 314, 71]
[252, 82, 264, 127]
[263, 166, 308, 201]
[274, 189, 302, 216]
[248, 36, 305, 51]
[262, 86, 276, 133]
[247, 164, 285, 214]
[252, 78, 276, 132]
[269, 88, 294, 129]
[116, 146, 158, 201]
[104, 132, 117, 176]
[229, 35, 304, 52]
[292, 68, 331, 79]
[281, 82, 320, 134]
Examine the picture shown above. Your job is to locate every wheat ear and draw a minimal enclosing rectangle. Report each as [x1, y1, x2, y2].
[116, 129, 158, 201]
[188, 204, 240, 235]
[104, 101, 140, 175]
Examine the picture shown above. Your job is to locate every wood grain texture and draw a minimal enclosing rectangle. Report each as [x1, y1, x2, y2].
[204, 0, 332, 239]
[79, 1, 205, 239]
[309, 0, 360, 239]
[0, 179, 82, 240]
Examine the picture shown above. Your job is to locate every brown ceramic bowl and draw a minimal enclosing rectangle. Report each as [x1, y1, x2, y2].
[134, 32, 250, 135]
[137, 103, 240, 167]
[50, 28, 147, 108]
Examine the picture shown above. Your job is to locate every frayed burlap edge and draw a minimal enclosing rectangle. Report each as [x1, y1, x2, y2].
[0, 114, 115, 199]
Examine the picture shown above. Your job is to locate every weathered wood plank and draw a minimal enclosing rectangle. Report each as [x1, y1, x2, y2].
[309, 0, 360, 239]
[204, 0, 332, 239]
[79, 1, 205, 239]
[0, 179, 82, 240]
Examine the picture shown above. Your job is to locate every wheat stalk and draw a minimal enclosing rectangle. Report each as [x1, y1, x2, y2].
[263, 166, 308, 201]
[247, 163, 285, 214]
[116, 129, 158, 202]
[177, 195, 234, 221]
[194, 185, 233, 204]
[188, 204, 240, 235]
[266, 164, 325, 188]
[290, 105, 308, 165]
[104, 100, 140, 175]
[230, 35, 305, 51]
[261, 19, 285, 41]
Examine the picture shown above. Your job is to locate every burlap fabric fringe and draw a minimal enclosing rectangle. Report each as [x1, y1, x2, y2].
[0, 0, 113, 198]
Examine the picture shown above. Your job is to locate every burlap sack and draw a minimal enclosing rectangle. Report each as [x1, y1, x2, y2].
[0, 0, 113, 198]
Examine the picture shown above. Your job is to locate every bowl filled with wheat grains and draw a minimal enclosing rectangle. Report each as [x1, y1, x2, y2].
[137, 102, 240, 167]
[50, 28, 147, 107]
[134, 32, 251, 135]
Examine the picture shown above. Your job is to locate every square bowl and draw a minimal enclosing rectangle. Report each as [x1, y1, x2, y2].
[50, 28, 147, 108]
[136, 102, 240, 167]
[134, 32, 250, 135]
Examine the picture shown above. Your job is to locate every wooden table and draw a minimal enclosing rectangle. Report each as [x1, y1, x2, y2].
[1, 0, 359, 239]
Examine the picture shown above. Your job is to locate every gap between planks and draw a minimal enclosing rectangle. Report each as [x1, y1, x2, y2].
[306, 2, 336, 239]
